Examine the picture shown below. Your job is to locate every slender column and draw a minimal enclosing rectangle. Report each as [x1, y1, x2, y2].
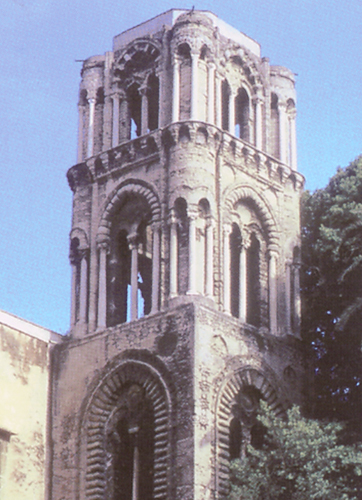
[187, 212, 197, 295]
[140, 87, 149, 136]
[223, 224, 232, 313]
[119, 97, 129, 142]
[130, 427, 140, 500]
[207, 63, 216, 125]
[97, 241, 109, 330]
[151, 223, 160, 314]
[215, 73, 222, 128]
[190, 52, 199, 120]
[278, 102, 287, 164]
[128, 234, 139, 321]
[102, 95, 113, 151]
[239, 244, 247, 322]
[111, 93, 120, 147]
[70, 258, 78, 327]
[289, 110, 298, 170]
[285, 258, 292, 333]
[253, 95, 263, 149]
[156, 69, 164, 127]
[172, 56, 180, 122]
[205, 219, 214, 297]
[77, 105, 85, 163]
[269, 250, 278, 334]
[228, 90, 236, 135]
[87, 96, 96, 158]
[169, 211, 178, 298]
[79, 249, 89, 323]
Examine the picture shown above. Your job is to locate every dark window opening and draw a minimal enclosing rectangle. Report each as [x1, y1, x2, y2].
[270, 93, 279, 158]
[70, 237, 81, 322]
[229, 417, 242, 460]
[147, 74, 159, 132]
[222, 80, 230, 131]
[230, 223, 241, 318]
[246, 233, 260, 326]
[235, 88, 249, 141]
[128, 84, 142, 139]
[112, 387, 155, 500]
[108, 230, 130, 327]
[174, 198, 189, 295]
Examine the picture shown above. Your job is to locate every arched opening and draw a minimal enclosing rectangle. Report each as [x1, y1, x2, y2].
[108, 384, 155, 500]
[228, 386, 264, 460]
[221, 79, 230, 131]
[128, 83, 142, 139]
[174, 197, 189, 295]
[235, 88, 250, 141]
[230, 223, 241, 318]
[270, 93, 280, 159]
[107, 195, 152, 326]
[247, 233, 260, 327]
[147, 74, 159, 131]
[178, 43, 192, 120]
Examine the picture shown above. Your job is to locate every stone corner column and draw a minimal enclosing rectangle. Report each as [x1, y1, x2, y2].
[97, 240, 109, 330]
[205, 217, 214, 298]
[268, 248, 279, 334]
[190, 51, 199, 121]
[278, 102, 288, 164]
[87, 93, 97, 158]
[187, 208, 198, 295]
[169, 210, 178, 298]
[151, 222, 161, 314]
[172, 56, 180, 123]
[78, 248, 89, 324]
[223, 223, 232, 314]
[252, 93, 264, 150]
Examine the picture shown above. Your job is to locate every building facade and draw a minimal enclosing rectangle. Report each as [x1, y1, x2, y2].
[0, 310, 61, 500]
[52, 10, 305, 500]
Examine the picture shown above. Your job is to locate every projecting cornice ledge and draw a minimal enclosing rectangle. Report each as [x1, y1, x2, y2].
[67, 163, 93, 193]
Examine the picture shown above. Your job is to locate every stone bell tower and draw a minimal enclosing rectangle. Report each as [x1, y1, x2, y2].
[51, 10, 305, 500]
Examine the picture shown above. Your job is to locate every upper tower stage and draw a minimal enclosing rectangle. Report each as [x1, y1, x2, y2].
[76, 9, 299, 171]
[113, 9, 261, 56]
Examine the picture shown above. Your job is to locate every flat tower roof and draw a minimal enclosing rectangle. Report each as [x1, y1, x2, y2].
[113, 9, 261, 57]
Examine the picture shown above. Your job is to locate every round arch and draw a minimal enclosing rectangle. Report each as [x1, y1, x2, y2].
[97, 180, 161, 244]
[215, 366, 285, 497]
[224, 185, 279, 249]
[82, 358, 173, 500]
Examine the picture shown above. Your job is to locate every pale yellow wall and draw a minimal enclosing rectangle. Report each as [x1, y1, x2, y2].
[0, 312, 61, 500]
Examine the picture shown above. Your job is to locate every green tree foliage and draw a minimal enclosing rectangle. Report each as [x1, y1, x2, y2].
[301, 156, 362, 424]
[228, 401, 362, 500]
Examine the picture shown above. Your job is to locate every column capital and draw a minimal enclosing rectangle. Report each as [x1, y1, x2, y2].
[97, 240, 110, 252]
[168, 209, 177, 225]
[252, 94, 264, 105]
[268, 248, 279, 259]
[127, 232, 139, 249]
[223, 222, 233, 236]
[79, 248, 89, 260]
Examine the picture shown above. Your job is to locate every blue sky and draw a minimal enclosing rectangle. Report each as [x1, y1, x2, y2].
[1, 0, 361, 333]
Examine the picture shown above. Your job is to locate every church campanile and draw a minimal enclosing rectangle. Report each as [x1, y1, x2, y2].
[52, 10, 304, 500]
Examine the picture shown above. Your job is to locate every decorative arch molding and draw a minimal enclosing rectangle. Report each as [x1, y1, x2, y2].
[81, 356, 173, 500]
[69, 227, 89, 250]
[114, 38, 162, 82]
[215, 366, 285, 497]
[224, 185, 279, 248]
[97, 180, 161, 244]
